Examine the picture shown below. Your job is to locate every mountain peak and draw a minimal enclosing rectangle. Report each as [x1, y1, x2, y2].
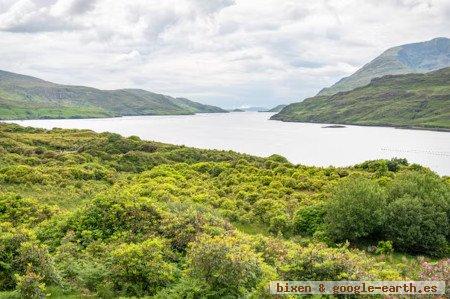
[318, 37, 450, 96]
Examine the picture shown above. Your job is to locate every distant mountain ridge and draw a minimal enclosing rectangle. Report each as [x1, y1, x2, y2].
[0, 70, 226, 120]
[272, 67, 450, 130]
[318, 37, 450, 96]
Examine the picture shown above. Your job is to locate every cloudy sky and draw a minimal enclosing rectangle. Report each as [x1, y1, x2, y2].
[0, 0, 449, 108]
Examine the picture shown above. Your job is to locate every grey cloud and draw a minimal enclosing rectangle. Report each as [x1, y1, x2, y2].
[64, 0, 97, 15]
[189, 0, 235, 14]
[0, 0, 96, 33]
[0, 0, 449, 107]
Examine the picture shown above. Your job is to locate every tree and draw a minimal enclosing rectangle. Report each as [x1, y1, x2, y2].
[384, 172, 450, 256]
[324, 178, 386, 242]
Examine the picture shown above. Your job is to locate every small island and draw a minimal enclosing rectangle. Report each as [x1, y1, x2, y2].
[322, 125, 346, 128]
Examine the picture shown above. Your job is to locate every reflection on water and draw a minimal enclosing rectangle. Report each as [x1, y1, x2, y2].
[7, 112, 450, 175]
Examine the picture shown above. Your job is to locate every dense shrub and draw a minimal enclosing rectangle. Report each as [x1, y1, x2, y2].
[0, 194, 56, 226]
[385, 172, 450, 256]
[293, 203, 325, 236]
[281, 243, 369, 280]
[107, 238, 177, 296]
[187, 235, 268, 297]
[385, 196, 448, 256]
[324, 178, 386, 242]
[15, 268, 46, 299]
[0, 225, 57, 291]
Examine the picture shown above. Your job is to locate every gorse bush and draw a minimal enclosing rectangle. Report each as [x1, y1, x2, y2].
[187, 235, 267, 297]
[107, 238, 177, 296]
[15, 268, 46, 299]
[0, 224, 58, 292]
[0, 123, 448, 297]
[293, 203, 325, 236]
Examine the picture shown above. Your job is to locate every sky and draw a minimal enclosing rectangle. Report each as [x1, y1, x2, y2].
[0, 0, 449, 108]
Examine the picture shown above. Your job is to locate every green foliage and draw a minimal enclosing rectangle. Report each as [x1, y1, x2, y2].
[107, 238, 177, 296]
[293, 203, 325, 236]
[272, 67, 450, 129]
[0, 69, 226, 120]
[0, 194, 56, 226]
[385, 196, 448, 256]
[14, 268, 46, 299]
[0, 123, 448, 297]
[187, 235, 267, 297]
[281, 243, 372, 280]
[324, 178, 387, 242]
[0, 224, 57, 291]
[375, 241, 394, 255]
[385, 172, 450, 256]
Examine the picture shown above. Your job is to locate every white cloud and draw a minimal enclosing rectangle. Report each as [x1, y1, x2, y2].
[0, 0, 448, 107]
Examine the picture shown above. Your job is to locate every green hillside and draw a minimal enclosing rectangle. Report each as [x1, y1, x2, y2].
[0, 123, 448, 298]
[0, 70, 226, 120]
[272, 67, 450, 130]
[265, 104, 287, 112]
[318, 37, 450, 96]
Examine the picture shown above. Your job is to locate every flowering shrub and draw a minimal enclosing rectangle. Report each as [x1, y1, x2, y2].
[420, 259, 450, 296]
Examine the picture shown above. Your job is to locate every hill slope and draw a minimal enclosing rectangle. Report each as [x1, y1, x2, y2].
[271, 67, 450, 130]
[318, 37, 450, 96]
[0, 122, 448, 297]
[0, 70, 226, 119]
[265, 104, 287, 112]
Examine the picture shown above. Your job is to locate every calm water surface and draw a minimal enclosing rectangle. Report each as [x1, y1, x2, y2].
[8, 112, 450, 175]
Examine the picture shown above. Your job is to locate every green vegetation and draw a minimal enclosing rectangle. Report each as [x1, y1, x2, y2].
[318, 37, 450, 96]
[0, 123, 448, 298]
[264, 104, 287, 112]
[272, 67, 450, 129]
[0, 70, 226, 120]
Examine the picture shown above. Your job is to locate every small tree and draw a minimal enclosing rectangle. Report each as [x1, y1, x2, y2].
[324, 178, 386, 242]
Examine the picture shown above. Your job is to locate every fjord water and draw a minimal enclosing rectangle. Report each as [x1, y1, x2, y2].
[9, 112, 450, 175]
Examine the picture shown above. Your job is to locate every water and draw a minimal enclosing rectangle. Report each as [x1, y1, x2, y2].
[7, 112, 450, 175]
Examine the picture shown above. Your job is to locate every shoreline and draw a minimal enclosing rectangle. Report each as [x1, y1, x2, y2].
[270, 118, 450, 133]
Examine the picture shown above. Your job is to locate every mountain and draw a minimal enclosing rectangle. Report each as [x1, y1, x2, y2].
[318, 37, 450, 96]
[264, 104, 287, 112]
[271, 67, 450, 130]
[0, 69, 226, 119]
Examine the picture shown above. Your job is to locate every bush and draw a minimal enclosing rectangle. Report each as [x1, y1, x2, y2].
[15, 268, 46, 299]
[268, 215, 290, 236]
[324, 178, 386, 242]
[384, 196, 448, 256]
[107, 238, 177, 296]
[293, 204, 325, 236]
[281, 243, 369, 280]
[385, 172, 450, 256]
[0, 194, 56, 226]
[419, 259, 449, 296]
[375, 240, 394, 255]
[187, 235, 266, 297]
[0, 225, 57, 291]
